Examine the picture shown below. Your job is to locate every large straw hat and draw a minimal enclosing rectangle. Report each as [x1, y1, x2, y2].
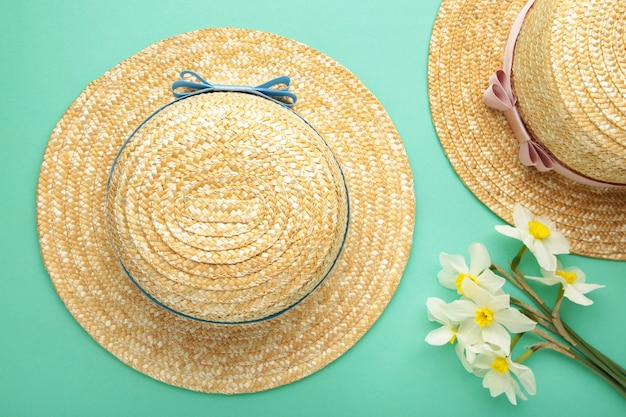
[37, 28, 415, 393]
[429, 0, 626, 259]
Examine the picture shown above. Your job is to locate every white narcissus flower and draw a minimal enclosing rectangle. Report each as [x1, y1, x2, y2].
[471, 349, 536, 405]
[425, 297, 459, 346]
[426, 297, 485, 372]
[526, 264, 605, 306]
[444, 280, 536, 355]
[495, 204, 570, 271]
[425, 297, 482, 371]
[437, 243, 505, 295]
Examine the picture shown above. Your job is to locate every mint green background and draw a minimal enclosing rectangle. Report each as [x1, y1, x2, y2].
[1, 0, 624, 415]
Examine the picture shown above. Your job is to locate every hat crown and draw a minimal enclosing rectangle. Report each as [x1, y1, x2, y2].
[513, 0, 626, 184]
[105, 92, 349, 323]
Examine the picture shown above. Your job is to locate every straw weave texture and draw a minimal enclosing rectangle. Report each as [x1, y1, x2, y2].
[513, 0, 626, 184]
[428, 0, 626, 259]
[37, 28, 415, 393]
[106, 92, 350, 323]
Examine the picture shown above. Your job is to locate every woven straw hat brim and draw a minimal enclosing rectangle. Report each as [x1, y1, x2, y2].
[428, 0, 626, 260]
[37, 28, 415, 393]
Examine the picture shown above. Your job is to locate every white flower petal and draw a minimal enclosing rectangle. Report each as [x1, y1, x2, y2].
[562, 284, 595, 306]
[530, 239, 557, 271]
[509, 361, 536, 395]
[439, 252, 468, 274]
[512, 380, 528, 404]
[426, 297, 451, 323]
[477, 269, 506, 293]
[525, 274, 560, 286]
[444, 299, 477, 322]
[521, 232, 536, 251]
[483, 370, 511, 398]
[463, 343, 484, 365]
[468, 242, 492, 274]
[494, 308, 536, 333]
[472, 353, 493, 370]
[436, 270, 460, 290]
[504, 382, 521, 405]
[495, 225, 521, 240]
[544, 231, 570, 255]
[456, 320, 483, 347]
[513, 204, 533, 228]
[461, 279, 490, 306]
[425, 326, 456, 346]
[573, 282, 605, 295]
[437, 252, 468, 291]
[482, 323, 511, 355]
[487, 292, 511, 312]
[454, 342, 475, 373]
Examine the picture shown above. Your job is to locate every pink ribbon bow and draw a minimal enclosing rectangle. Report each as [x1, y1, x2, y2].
[484, 69, 555, 172]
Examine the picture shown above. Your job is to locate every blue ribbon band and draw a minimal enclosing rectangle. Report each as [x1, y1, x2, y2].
[171, 70, 298, 107]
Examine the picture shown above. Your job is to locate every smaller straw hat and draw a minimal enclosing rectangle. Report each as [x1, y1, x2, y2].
[37, 28, 415, 393]
[429, 0, 626, 259]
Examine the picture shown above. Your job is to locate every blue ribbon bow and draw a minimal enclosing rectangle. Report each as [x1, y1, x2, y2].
[171, 70, 297, 107]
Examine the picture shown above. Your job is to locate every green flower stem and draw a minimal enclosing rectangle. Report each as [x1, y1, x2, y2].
[510, 333, 524, 351]
[560, 323, 626, 388]
[503, 246, 626, 396]
[530, 328, 573, 357]
[535, 293, 626, 393]
[510, 245, 527, 271]
[549, 287, 626, 387]
[490, 263, 525, 293]
[534, 339, 626, 397]
[568, 350, 626, 398]
[508, 245, 549, 311]
[561, 321, 626, 376]
[551, 286, 577, 346]
[514, 347, 535, 364]
[528, 342, 575, 360]
[528, 329, 625, 396]
[510, 266, 547, 310]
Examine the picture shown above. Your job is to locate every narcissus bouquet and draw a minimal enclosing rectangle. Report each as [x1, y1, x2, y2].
[425, 204, 626, 405]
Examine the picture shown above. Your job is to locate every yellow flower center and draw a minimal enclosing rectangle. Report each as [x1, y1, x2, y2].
[556, 269, 578, 284]
[475, 307, 494, 327]
[491, 357, 509, 374]
[528, 220, 551, 239]
[449, 330, 457, 345]
[455, 273, 478, 294]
